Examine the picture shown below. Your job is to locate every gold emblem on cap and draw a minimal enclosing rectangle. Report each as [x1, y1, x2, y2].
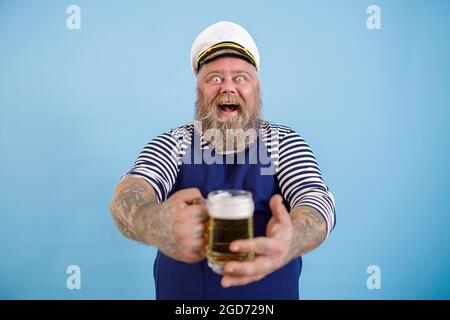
[196, 41, 257, 71]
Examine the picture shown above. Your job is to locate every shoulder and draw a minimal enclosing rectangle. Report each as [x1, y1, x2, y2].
[166, 122, 194, 140]
[260, 121, 303, 140]
[149, 123, 194, 147]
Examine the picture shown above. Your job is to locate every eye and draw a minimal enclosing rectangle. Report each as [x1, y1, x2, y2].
[209, 75, 222, 83]
[235, 75, 247, 82]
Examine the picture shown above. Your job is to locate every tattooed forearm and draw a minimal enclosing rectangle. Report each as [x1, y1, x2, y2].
[299, 211, 327, 243]
[109, 176, 158, 244]
[114, 215, 137, 240]
[288, 206, 327, 259]
[109, 175, 182, 255]
[114, 184, 147, 218]
[132, 201, 177, 253]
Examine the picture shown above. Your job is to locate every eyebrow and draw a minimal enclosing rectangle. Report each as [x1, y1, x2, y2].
[204, 70, 254, 78]
[234, 71, 253, 77]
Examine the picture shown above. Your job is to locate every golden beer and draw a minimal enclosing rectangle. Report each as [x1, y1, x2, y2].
[206, 190, 254, 275]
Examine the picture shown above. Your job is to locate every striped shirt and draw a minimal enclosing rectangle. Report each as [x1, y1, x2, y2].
[125, 121, 336, 236]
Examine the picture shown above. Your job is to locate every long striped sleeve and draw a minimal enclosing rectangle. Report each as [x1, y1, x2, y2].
[277, 127, 336, 236]
[124, 130, 182, 203]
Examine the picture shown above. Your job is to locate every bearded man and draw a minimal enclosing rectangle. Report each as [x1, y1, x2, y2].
[109, 21, 336, 300]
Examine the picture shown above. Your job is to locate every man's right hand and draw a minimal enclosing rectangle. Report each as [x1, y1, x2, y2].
[155, 188, 208, 263]
[110, 176, 208, 264]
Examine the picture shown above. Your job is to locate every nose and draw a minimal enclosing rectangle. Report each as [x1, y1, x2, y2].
[220, 78, 237, 95]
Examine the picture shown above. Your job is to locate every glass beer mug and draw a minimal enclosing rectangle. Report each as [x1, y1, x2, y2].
[206, 190, 255, 275]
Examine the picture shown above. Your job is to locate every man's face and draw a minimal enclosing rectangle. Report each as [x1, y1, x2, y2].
[195, 56, 261, 152]
[196, 56, 260, 118]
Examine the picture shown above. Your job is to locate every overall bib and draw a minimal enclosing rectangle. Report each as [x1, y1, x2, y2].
[153, 132, 302, 299]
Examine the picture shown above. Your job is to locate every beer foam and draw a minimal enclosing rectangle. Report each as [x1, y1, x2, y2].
[207, 191, 254, 219]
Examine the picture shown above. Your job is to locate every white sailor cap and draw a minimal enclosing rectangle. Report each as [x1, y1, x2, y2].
[190, 21, 260, 75]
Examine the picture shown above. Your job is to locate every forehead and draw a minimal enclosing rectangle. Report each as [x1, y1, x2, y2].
[198, 56, 256, 75]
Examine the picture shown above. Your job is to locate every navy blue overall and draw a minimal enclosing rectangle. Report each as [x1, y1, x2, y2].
[153, 133, 302, 299]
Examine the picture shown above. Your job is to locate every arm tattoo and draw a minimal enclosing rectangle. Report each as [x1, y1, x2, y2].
[133, 201, 177, 253]
[290, 207, 327, 257]
[300, 211, 327, 243]
[114, 215, 137, 240]
[110, 179, 178, 254]
[110, 180, 156, 242]
[112, 184, 148, 219]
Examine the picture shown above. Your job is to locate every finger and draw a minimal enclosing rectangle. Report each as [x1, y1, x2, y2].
[190, 239, 207, 254]
[185, 251, 205, 263]
[192, 223, 207, 239]
[230, 237, 281, 256]
[187, 197, 205, 206]
[179, 239, 206, 263]
[190, 248, 204, 257]
[177, 188, 204, 204]
[269, 194, 290, 225]
[185, 204, 208, 221]
[223, 256, 273, 277]
[221, 273, 265, 288]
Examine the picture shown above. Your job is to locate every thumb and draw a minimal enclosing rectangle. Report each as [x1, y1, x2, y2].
[269, 194, 290, 225]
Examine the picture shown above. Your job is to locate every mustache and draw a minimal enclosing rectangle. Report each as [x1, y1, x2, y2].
[212, 94, 246, 109]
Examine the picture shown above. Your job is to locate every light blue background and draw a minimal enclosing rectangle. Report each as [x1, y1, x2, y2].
[1, 0, 449, 299]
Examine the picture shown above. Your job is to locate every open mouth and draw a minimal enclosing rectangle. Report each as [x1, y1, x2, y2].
[218, 104, 238, 112]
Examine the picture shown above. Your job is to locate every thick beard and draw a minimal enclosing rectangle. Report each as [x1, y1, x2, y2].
[195, 89, 262, 153]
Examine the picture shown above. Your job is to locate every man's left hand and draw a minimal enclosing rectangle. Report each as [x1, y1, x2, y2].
[221, 194, 293, 288]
